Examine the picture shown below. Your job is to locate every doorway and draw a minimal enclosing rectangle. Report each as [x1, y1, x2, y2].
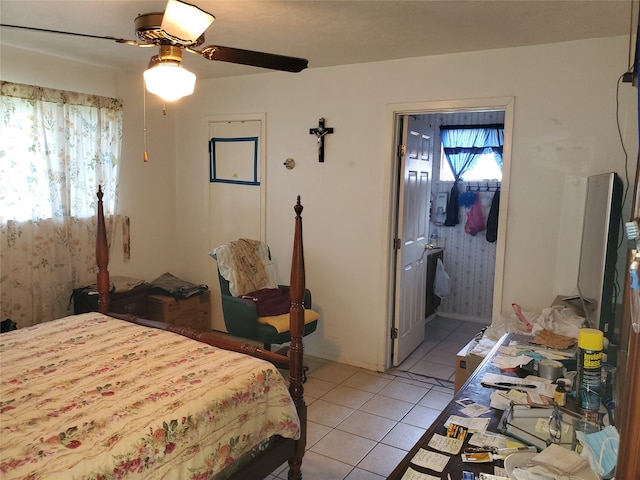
[387, 97, 514, 368]
[206, 113, 267, 332]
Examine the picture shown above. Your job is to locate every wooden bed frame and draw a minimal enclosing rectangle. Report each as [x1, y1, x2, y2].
[95, 187, 307, 480]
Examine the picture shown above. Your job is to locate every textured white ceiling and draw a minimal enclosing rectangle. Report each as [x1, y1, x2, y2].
[0, 1, 636, 79]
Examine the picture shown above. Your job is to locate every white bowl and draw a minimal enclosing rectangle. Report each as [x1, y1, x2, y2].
[504, 452, 538, 479]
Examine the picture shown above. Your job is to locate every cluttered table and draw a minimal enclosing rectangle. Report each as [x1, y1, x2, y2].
[387, 331, 610, 480]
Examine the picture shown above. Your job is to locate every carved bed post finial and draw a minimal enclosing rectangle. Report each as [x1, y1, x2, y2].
[96, 186, 110, 314]
[295, 195, 303, 215]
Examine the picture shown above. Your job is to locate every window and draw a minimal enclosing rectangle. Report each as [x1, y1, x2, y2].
[0, 82, 122, 222]
[439, 146, 502, 182]
[439, 124, 504, 183]
[0, 82, 123, 327]
[439, 124, 504, 227]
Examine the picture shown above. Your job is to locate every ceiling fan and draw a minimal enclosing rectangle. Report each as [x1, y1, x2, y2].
[0, 0, 309, 101]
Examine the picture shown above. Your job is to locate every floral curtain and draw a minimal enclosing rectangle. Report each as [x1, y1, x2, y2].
[440, 125, 504, 226]
[0, 82, 123, 327]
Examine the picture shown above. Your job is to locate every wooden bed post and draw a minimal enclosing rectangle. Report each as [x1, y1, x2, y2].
[288, 196, 306, 480]
[99, 191, 307, 479]
[96, 186, 110, 314]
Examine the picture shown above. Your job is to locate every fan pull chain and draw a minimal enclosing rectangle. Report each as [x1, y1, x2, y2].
[143, 80, 149, 162]
[163, 99, 167, 116]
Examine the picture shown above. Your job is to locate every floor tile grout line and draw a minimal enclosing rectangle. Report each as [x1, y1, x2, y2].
[297, 316, 481, 479]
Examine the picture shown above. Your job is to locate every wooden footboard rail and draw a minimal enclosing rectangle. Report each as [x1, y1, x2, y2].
[95, 190, 307, 480]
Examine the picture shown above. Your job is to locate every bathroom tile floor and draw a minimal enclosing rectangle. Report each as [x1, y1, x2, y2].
[267, 317, 485, 479]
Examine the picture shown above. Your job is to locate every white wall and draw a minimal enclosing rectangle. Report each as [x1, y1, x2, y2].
[174, 36, 637, 371]
[3, 36, 637, 372]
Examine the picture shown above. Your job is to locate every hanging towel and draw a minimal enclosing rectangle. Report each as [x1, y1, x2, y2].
[486, 190, 500, 243]
[464, 196, 486, 236]
[444, 181, 460, 226]
[459, 190, 477, 208]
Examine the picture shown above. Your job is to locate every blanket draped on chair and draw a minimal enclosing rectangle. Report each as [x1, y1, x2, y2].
[229, 239, 271, 295]
[213, 239, 279, 297]
[211, 239, 320, 334]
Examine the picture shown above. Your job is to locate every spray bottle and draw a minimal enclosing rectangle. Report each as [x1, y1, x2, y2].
[577, 328, 603, 418]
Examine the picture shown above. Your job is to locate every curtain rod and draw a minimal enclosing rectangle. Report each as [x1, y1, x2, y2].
[439, 123, 504, 130]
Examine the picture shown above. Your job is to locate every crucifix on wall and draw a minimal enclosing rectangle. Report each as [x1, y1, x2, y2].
[309, 117, 334, 162]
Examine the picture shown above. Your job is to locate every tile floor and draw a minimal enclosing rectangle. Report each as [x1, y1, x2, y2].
[267, 316, 485, 480]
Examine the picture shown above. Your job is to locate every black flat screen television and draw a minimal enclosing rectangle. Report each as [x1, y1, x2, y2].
[576, 172, 623, 341]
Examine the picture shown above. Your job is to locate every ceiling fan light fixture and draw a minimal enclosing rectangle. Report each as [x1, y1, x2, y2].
[161, 0, 214, 43]
[144, 61, 196, 101]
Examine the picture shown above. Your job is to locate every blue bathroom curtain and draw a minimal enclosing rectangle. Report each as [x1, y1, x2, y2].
[441, 125, 503, 226]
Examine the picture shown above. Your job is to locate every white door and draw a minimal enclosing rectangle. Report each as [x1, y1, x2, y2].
[392, 115, 433, 365]
[208, 116, 265, 331]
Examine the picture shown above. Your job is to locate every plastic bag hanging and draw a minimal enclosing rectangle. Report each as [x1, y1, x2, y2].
[464, 195, 486, 236]
[433, 258, 451, 298]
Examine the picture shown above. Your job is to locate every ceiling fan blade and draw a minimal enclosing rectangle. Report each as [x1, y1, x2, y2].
[199, 45, 308, 73]
[0, 24, 144, 46]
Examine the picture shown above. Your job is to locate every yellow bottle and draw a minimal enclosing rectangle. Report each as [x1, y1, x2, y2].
[577, 328, 603, 413]
[554, 380, 566, 406]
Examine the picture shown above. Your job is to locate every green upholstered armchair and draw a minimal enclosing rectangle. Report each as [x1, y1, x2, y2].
[209, 240, 318, 351]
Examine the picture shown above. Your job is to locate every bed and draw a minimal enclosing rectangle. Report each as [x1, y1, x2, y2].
[0, 188, 308, 480]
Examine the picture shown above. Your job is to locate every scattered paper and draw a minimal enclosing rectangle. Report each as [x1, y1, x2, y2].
[522, 375, 555, 398]
[455, 397, 475, 407]
[482, 372, 533, 387]
[469, 432, 527, 450]
[481, 372, 556, 399]
[498, 345, 518, 356]
[444, 415, 490, 433]
[428, 433, 464, 454]
[400, 467, 440, 480]
[492, 354, 534, 369]
[514, 344, 575, 360]
[410, 448, 450, 472]
[489, 390, 513, 410]
[506, 389, 529, 404]
[461, 403, 491, 417]
[494, 466, 509, 477]
[527, 391, 547, 404]
[530, 444, 590, 474]
[479, 473, 510, 480]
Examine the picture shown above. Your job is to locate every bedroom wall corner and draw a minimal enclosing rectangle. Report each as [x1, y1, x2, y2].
[109, 77, 179, 283]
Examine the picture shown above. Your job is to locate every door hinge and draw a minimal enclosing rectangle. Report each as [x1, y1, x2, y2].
[391, 327, 398, 339]
[394, 238, 401, 250]
[398, 144, 406, 157]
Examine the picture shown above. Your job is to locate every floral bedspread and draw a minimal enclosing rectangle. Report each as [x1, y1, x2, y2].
[0, 313, 300, 479]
